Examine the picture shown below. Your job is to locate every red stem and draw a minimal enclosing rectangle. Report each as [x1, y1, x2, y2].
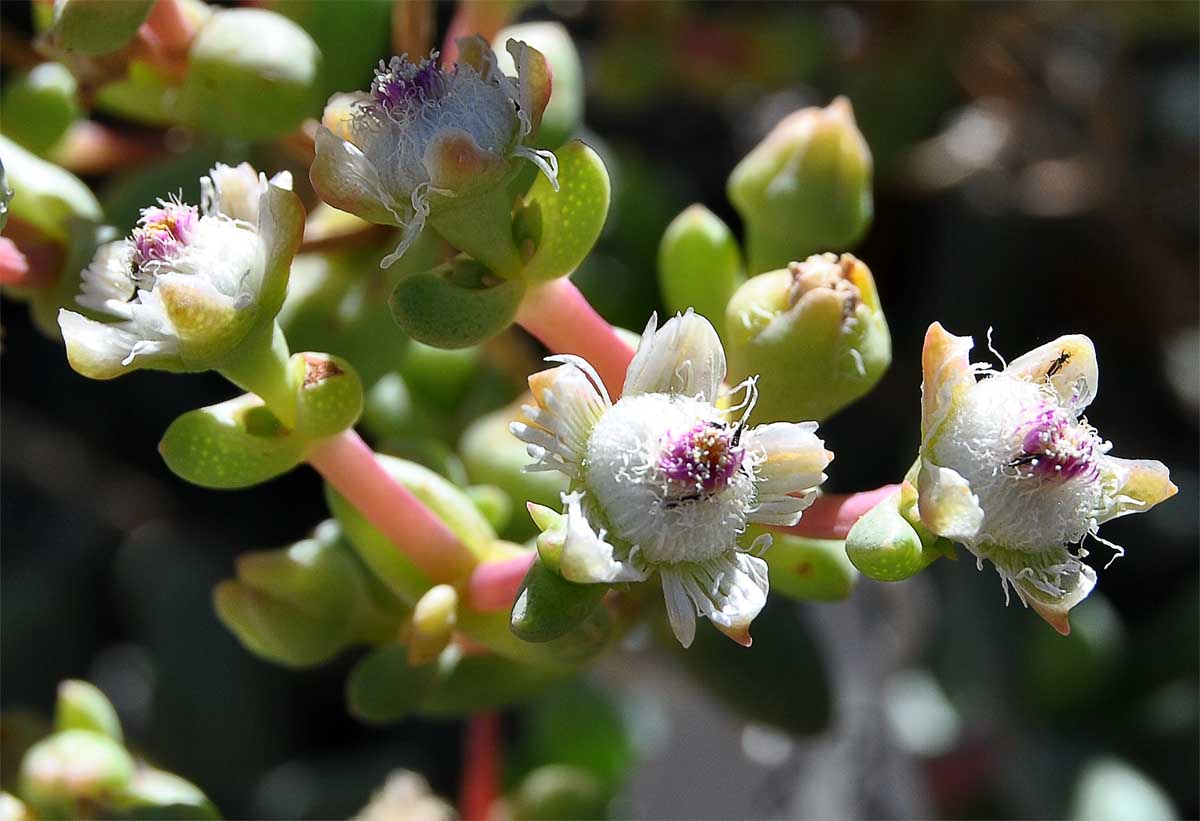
[459, 712, 502, 821]
[467, 552, 535, 612]
[306, 430, 476, 581]
[515, 278, 635, 399]
[773, 485, 901, 540]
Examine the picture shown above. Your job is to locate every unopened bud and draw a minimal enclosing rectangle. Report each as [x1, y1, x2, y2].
[728, 97, 873, 274]
[409, 584, 458, 665]
[55, 680, 122, 742]
[725, 252, 890, 422]
[657, 204, 744, 335]
[19, 730, 135, 816]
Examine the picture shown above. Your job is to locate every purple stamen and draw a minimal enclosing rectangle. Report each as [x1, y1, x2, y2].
[132, 202, 197, 267]
[659, 423, 745, 495]
[1012, 405, 1098, 482]
[371, 56, 446, 113]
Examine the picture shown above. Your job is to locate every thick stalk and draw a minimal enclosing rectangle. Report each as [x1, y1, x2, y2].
[459, 712, 502, 821]
[306, 429, 476, 581]
[217, 322, 296, 428]
[467, 552, 535, 613]
[515, 277, 635, 398]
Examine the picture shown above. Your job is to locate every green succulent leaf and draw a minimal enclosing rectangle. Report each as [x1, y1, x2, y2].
[117, 769, 220, 820]
[54, 681, 122, 743]
[416, 648, 568, 718]
[50, 0, 154, 55]
[158, 395, 306, 490]
[390, 257, 526, 349]
[2, 63, 79, 154]
[511, 557, 607, 643]
[516, 141, 611, 284]
[657, 204, 744, 335]
[346, 644, 438, 725]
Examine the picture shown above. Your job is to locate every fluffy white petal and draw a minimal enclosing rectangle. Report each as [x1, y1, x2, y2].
[743, 421, 831, 497]
[660, 570, 697, 648]
[623, 309, 726, 402]
[58, 309, 145, 379]
[310, 126, 403, 227]
[917, 460, 984, 543]
[1004, 334, 1098, 413]
[559, 493, 647, 584]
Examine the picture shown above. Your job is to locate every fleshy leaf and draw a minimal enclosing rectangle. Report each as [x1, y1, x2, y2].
[49, 0, 154, 55]
[657, 204, 743, 335]
[54, 681, 122, 742]
[158, 394, 306, 489]
[515, 141, 611, 284]
[389, 257, 525, 349]
[758, 529, 859, 601]
[511, 557, 607, 643]
[845, 483, 952, 581]
[346, 644, 438, 725]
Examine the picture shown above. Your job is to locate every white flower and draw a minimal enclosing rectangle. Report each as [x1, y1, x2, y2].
[56, 164, 302, 380]
[512, 310, 833, 648]
[310, 35, 558, 268]
[918, 322, 1176, 633]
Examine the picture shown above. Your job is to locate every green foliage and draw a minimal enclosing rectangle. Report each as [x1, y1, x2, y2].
[2, 63, 79, 154]
[54, 681, 122, 742]
[511, 558, 607, 643]
[346, 644, 438, 725]
[845, 484, 953, 582]
[516, 141, 612, 284]
[180, 9, 322, 140]
[390, 257, 526, 349]
[657, 204, 744, 335]
[49, 0, 154, 55]
[757, 529, 859, 601]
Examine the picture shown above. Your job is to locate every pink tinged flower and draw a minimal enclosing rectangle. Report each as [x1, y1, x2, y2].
[56, 164, 300, 379]
[511, 310, 833, 648]
[917, 322, 1177, 634]
[309, 35, 558, 268]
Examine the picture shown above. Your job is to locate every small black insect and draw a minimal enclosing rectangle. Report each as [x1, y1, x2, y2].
[1046, 351, 1071, 378]
[1007, 453, 1040, 469]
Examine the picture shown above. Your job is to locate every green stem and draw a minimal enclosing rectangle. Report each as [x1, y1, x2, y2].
[218, 322, 297, 427]
[429, 186, 523, 278]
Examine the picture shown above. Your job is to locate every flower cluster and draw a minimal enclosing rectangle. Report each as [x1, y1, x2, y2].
[916, 323, 1176, 631]
[57, 163, 295, 379]
[513, 311, 832, 647]
[311, 36, 557, 267]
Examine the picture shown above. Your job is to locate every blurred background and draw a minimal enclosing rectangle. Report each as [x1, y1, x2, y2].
[2, 1, 1197, 818]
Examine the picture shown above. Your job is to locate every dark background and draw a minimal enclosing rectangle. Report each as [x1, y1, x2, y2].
[3, 2, 1197, 818]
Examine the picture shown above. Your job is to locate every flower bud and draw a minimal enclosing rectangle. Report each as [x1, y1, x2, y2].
[0, 793, 30, 821]
[356, 771, 455, 821]
[2, 63, 79, 154]
[657, 204, 744, 335]
[725, 252, 890, 422]
[728, 97, 873, 274]
[19, 730, 135, 817]
[845, 480, 951, 582]
[408, 584, 459, 666]
[119, 768, 217, 819]
[494, 22, 585, 149]
[57, 163, 303, 380]
[180, 9, 322, 140]
[54, 681, 122, 742]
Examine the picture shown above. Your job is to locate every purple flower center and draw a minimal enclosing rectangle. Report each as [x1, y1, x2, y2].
[659, 423, 745, 495]
[371, 56, 446, 114]
[1011, 405, 1099, 482]
[132, 202, 198, 267]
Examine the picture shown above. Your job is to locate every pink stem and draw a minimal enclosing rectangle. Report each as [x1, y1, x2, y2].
[515, 278, 635, 399]
[306, 430, 475, 580]
[467, 552, 535, 612]
[459, 712, 502, 821]
[773, 485, 901, 540]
